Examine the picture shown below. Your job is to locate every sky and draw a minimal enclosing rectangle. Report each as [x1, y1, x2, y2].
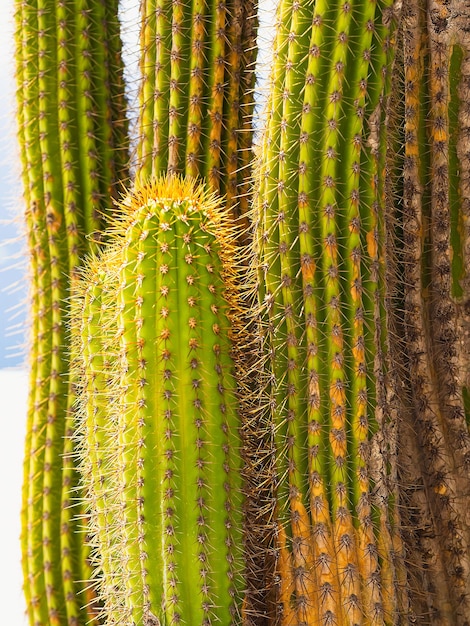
[0, 0, 29, 621]
[0, 0, 27, 370]
[0, 368, 28, 625]
[0, 0, 275, 623]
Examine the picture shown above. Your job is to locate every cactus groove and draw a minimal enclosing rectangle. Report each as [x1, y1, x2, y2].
[253, 0, 406, 621]
[74, 177, 246, 626]
[15, 0, 128, 623]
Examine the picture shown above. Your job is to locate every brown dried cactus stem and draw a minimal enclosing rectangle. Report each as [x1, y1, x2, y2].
[386, 0, 470, 622]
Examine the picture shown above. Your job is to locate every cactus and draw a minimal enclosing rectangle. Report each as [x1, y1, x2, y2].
[15, 0, 128, 623]
[15, 0, 257, 622]
[384, 0, 470, 621]
[252, 0, 408, 621]
[73, 176, 246, 626]
[135, 0, 257, 232]
[14, 0, 470, 623]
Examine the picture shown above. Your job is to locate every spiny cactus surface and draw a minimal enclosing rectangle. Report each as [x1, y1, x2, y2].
[15, 0, 128, 623]
[252, 0, 407, 621]
[136, 0, 257, 230]
[74, 176, 246, 626]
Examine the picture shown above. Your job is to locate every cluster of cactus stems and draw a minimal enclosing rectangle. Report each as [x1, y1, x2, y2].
[73, 177, 246, 625]
[135, 0, 257, 231]
[14, 0, 257, 622]
[14, 0, 470, 622]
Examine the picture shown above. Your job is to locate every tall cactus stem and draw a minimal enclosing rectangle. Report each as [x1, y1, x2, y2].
[254, 0, 401, 619]
[16, 0, 129, 622]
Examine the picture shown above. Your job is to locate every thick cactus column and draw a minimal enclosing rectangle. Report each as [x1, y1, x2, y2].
[15, 0, 128, 624]
[253, 0, 405, 621]
[385, 0, 470, 622]
[74, 177, 246, 626]
[136, 0, 257, 230]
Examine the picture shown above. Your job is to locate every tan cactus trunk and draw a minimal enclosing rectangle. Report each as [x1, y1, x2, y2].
[135, 0, 257, 234]
[385, 0, 470, 622]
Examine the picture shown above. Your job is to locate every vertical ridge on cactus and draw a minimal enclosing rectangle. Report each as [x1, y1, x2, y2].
[15, 0, 128, 623]
[73, 176, 246, 626]
[252, 0, 406, 620]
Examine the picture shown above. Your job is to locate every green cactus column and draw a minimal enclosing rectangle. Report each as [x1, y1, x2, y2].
[15, 0, 128, 624]
[74, 176, 246, 626]
[385, 0, 470, 622]
[72, 247, 124, 624]
[253, 0, 406, 621]
[136, 0, 257, 231]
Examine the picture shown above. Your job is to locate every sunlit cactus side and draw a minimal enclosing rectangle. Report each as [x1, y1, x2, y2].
[73, 177, 246, 626]
[252, 0, 406, 621]
[385, 0, 470, 622]
[136, 0, 257, 230]
[14, 0, 128, 624]
[72, 248, 124, 624]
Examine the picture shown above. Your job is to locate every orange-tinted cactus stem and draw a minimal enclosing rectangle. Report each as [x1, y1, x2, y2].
[254, 0, 400, 620]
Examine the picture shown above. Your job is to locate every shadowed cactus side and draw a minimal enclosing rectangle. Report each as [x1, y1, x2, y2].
[15, 0, 128, 623]
[252, 0, 408, 621]
[73, 176, 246, 626]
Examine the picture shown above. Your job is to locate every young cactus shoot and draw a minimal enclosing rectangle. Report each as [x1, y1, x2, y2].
[74, 176, 246, 626]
